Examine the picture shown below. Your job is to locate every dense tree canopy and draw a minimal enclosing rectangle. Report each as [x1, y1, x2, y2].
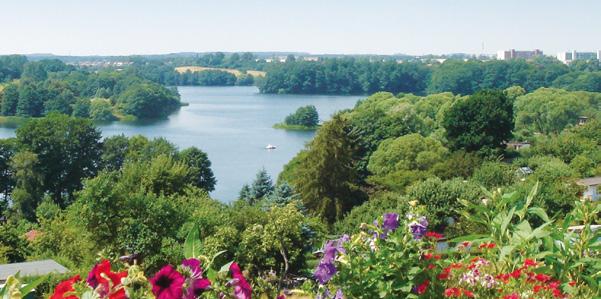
[118, 83, 180, 118]
[15, 114, 102, 207]
[282, 105, 319, 127]
[443, 89, 514, 153]
[514, 88, 601, 136]
[260, 58, 430, 95]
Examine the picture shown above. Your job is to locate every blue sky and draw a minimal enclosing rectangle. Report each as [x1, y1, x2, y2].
[1, 0, 599, 56]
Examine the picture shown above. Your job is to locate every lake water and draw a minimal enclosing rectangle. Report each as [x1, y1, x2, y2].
[0, 86, 362, 201]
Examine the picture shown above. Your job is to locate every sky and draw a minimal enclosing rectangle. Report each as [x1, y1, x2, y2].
[1, 0, 599, 56]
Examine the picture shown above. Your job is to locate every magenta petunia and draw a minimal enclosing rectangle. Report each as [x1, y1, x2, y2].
[150, 265, 185, 299]
[184, 278, 211, 299]
[229, 262, 252, 299]
[181, 258, 203, 277]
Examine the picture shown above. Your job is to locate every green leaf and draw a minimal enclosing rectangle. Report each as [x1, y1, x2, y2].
[20, 275, 46, 295]
[500, 206, 516, 236]
[499, 245, 515, 261]
[527, 207, 550, 223]
[206, 268, 217, 281]
[517, 181, 538, 220]
[183, 224, 202, 258]
[219, 261, 234, 274]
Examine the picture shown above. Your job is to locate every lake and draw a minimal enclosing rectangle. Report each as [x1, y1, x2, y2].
[0, 86, 362, 202]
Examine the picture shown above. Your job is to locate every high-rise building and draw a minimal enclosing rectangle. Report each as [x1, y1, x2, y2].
[497, 49, 543, 60]
[557, 50, 600, 64]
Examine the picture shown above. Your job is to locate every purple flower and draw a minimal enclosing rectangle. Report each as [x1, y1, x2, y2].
[314, 236, 349, 285]
[382, 213, 399, 232]
[334, 289, 344, 299]
[314, 262, 337, 285]
[409, 216, 428, 240]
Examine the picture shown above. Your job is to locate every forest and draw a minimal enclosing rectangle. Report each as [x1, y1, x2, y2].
[0, 56, 181, 120]
[258, 56, 601, 95]
[1, 78, 600, 298]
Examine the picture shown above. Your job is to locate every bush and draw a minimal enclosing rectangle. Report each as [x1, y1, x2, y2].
[334, 192, 409, 234]
[471, 161, 515, 189]
[407, 177, 482, 232]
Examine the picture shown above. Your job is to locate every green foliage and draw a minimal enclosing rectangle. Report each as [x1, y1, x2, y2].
[443, 89, 514, 153]
[333, 192, 409, 234]
[408, 177, 483, 232]
[178, 147, 216, 192]
[118, 83, 180, 118]
[0, 83, 19, 116]
[292, 114, 366, 223]
[429, 58, 568, 95]
[240, 168, 274, 204]
[89, 98, 116, 121]
[16, 114, 102, 207]
[260, 58, 430, 95]
[9, 151, 43, 221]
[0, 220, 30, 263]
[514, 88, 601, 135]
[0, 139, 17, 209]
[518, 157, 580, 215]
[430, 150, 482, 180]
[552, 71, 601, 92]
[282, 105, 319, 128]
[0, 55, 27, 83]
[367, 133, 447, 191]
[471, 161, 516, 189]
[71, 99, 91, 118]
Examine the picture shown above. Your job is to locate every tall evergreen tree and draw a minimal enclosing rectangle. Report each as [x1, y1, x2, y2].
[292, 114, 366, 223]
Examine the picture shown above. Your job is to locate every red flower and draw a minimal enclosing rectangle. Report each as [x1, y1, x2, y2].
[568, 281, 576, 287]
[150, 265, 185, 299]
[552, 288, 565, 298]
[86, 259, 127, 298]
[463, 290, 474, 298]
[523, 259, 537, 268]
[51, 275, 81, 299]
[427, 264, 436, 270]
[437, 269, 450, 280]
[415, 280, 429, 295]
[503, 294, 519, 299]
[533, 285, 543, 293]
[434, 255, 442, 260]
[478, 242, 496, 249]
[423, 253, 433, 260]
[425, 231, 444, 239]
[535, 273, 551, 282]
[443, 288, 461, 297]
[510, 269, 521, 279]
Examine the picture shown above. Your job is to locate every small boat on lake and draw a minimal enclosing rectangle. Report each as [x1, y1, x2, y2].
[265, 144, 276, 150]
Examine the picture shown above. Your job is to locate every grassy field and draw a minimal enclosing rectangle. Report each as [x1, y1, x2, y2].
[175, 66, 266, 77]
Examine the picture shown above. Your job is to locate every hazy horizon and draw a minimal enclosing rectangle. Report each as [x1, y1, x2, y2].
[2, 0, 600, 56]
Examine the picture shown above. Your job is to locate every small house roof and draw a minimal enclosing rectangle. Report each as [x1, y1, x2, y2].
[517, 167, 533, 175]
[0, 259, 68, 281]
[577, 177, 601, 186]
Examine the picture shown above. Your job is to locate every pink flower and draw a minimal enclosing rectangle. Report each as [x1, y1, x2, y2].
[229, 262, 252, 299]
